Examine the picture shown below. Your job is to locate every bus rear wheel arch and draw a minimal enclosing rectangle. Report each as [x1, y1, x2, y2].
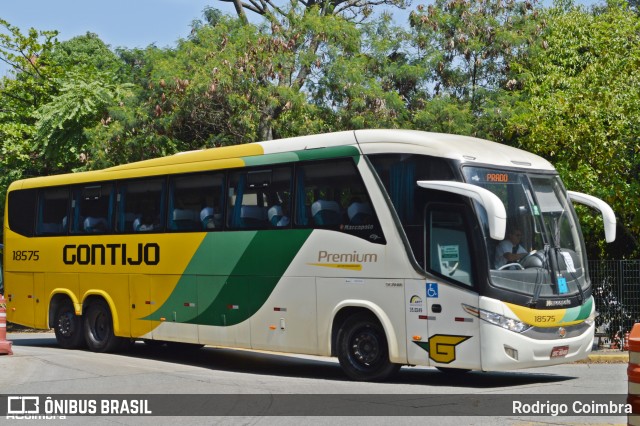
[336, 311, 400, 381]
[83, 298, 127, 353]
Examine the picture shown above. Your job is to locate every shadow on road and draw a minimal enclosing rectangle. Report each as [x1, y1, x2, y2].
[123, 341, 577, 388]
[10, 333, 576, 387]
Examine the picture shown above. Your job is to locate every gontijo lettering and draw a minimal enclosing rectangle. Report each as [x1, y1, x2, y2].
[63, 243, 160, 266]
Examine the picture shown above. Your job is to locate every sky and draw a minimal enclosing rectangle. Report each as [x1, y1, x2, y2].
[1, 0, 231, 51]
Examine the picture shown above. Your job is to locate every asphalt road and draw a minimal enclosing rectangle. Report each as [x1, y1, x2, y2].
[0, 332, 630, 425]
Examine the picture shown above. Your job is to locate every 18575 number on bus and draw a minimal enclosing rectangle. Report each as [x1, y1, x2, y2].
[12, 250, 40, 261]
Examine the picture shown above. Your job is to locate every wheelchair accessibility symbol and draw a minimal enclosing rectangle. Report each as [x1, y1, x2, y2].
[426, 282, 438, 298]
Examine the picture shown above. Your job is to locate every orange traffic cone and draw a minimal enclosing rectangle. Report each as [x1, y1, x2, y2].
[0, 294, 13, 355]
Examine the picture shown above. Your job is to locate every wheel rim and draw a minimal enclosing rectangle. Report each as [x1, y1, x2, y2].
[350, 327, 381, 366]
[57, 310, 75, 338]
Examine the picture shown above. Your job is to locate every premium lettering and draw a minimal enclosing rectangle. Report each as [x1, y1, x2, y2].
[317, 250, 377, 263]
[63, 243, 160, 266]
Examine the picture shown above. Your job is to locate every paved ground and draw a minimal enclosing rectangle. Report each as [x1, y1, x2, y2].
[1, 327, 631, 363]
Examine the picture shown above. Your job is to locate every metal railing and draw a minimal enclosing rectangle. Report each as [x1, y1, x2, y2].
[589, 260, 640, 344]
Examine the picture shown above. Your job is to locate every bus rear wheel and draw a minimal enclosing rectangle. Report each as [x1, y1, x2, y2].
[53, 300, 84, 349]
[84, 299, 125, 352]
[337, 312, 400, 381]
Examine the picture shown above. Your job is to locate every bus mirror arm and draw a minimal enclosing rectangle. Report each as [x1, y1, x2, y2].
[567, 191, 617, 243]
[417, 180, 507, 240]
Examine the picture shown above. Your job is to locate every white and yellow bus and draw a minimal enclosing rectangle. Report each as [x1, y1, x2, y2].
[3, 129, 616, 381]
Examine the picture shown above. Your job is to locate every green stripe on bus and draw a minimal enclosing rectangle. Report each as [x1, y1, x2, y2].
[243, 152, 299, 166]
[563, 297, 593, 322]
[242, 146, 360, 167]
[295, 146, 360, 162]
[145, 229, 312, 326]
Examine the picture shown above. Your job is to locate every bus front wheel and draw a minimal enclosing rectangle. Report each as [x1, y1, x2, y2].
[84, 299, 125, 352]
[53, 300, 84, 349]
[336, 313, 400, 381]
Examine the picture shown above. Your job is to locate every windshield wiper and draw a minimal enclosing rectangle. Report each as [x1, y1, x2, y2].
[529, 244, 550, 307]
[551, 211, 584, 302]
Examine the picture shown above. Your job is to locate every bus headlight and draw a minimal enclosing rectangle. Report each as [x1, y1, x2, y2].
[480, 309, 531, 333]
[462, 304, 532, 333]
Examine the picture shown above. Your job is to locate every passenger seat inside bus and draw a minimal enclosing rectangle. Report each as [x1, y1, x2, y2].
[171, 208, 198, 231]
[200, 207, 216, 229]
[84, 217, 109, 232]
[347, 201, 373, 225]
[268, 205, 290, 227]
[311, 200, 342, 226]
[123, 212, 140, 232]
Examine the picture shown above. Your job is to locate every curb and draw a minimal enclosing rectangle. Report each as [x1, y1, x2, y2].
[579, 352, 629, 364]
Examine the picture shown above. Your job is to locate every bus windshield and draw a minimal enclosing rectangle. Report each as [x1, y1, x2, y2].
[463, 167, 588, 298]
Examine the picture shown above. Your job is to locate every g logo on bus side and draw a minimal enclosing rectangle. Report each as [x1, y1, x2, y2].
[414, 334, 471, 364]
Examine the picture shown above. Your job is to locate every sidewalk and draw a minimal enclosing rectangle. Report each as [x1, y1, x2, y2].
[582, 347, 629, 364]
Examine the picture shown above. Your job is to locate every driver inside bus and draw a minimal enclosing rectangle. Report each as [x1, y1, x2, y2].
[495, 227, 528, 268]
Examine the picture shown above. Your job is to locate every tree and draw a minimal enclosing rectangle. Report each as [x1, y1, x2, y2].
[0, 19, 60, 226]
[220, 0, 409, 23]
[311, 13, 418, 129]
[81, 44, 184, 169]
[408, 0, 544, 139]
[100, 7, 382, 147]
[212, 0, 410, 139]
[35, 71, 132, 170]
[0, 25, 131, 234]
[507, 0, 640, 258]
[0, 19, 60, 165]
[35, 33, 132, 171]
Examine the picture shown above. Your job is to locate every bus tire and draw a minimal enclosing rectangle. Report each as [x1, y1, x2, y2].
[336, 312, 400, 381]
[53, 299, 84, 349]
[84, 299, 124, 353]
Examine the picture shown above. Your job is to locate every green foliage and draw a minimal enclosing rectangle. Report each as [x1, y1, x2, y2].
[507, 0, 640, 257]
[102, 6, 386, 147]
[312, 14, 413, 129]
[0, 19, 61, 225]
[34, 72, 132, 170]
[0, 24, 135, 224]
[409, 0, 543, 113]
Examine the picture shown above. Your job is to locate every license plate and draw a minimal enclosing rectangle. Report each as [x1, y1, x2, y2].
[550, 345, 569, 358]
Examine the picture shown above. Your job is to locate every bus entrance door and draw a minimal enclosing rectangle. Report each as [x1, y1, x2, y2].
[420, 204, 481, 369]
[405, 280, 480, 369]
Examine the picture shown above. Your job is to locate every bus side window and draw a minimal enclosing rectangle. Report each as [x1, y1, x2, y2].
[8, 189, 37, 237]
[36, 187, 69, 235]
[427, 207, 475, 287]
[70, 184, 114, 234]
[168, 172, 225, 232]
[295, 160, 352, 228]
[227, 166, 291, 230]
[117, 179, 165, 233]
[295, 159, 385, 244]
